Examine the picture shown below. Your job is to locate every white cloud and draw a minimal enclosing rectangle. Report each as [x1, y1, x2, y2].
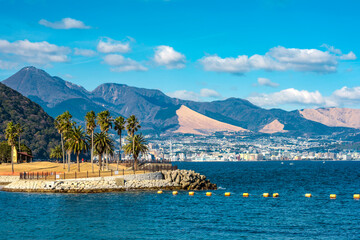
[0, 39, 70, 64]
[74, 48, 96, 57]
[0, 60, 18, 70]
[340, 51, 356, 60]
[333, 86, 360, 100]
[257, 77, 279, 88]
[167, 88, 221, 101]
[153, 45, 186, 69]
[39, 18, 91, 29]
[200, 88, 221, 98]
[321, 44, 342, 55]
[97, 37, 130, 53]
[167, 90, 200, 101]
[322, 44, 357, 60]
[248, 88, 328, 107]
[199, 46, 356, 74]
[103, 54, 147, 72]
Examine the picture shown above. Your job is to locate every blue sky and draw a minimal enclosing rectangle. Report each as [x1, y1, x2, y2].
[0, 0, 359, 110]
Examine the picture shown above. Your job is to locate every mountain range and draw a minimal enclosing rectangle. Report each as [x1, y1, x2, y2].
[2, 66, 359, 137]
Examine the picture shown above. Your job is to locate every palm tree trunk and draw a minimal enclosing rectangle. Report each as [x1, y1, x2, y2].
[117, 135, 121, 171]
[77, 153, 80, 172]
[106, 151, 109, 170]
[91, 131, 94, 173]
[134, 155, 138, 172]
[11, 145, 14, 174]
[61, 133, 65, 169]
[132, 135, 136, 170]
[67, 152, 71, 172]
[99, 154, 102, 171]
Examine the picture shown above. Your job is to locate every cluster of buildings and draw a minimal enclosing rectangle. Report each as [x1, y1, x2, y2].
[142, 133, 360, 162]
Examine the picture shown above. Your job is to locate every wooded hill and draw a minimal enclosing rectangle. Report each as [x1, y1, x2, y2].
[0, 83, 59, 159]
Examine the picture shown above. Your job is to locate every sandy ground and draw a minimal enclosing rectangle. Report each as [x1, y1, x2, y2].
[0, 162, 130, 175]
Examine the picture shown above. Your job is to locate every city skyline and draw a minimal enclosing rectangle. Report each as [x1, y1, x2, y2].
[0, 0, 359, 110]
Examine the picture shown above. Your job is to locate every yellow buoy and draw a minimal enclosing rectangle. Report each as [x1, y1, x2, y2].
[263, 193, 269, 198]
[172, 191, 178, 195]
[157, 190, 163, 194]
[206, 192, 212, 196]
[189, 191, 195, 196]
[354, 194, 360, 199]
[273, 193, 279, 198]
[224, 192, 231, 197]
[305, 193, 312, 198]
[243, 193, 249, 197]
[330, 194, 336, 199]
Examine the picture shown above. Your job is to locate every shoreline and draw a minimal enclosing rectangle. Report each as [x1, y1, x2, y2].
[1, 170, 217, 193]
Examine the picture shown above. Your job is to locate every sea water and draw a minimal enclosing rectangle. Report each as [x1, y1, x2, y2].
[1, 161, 360, 239]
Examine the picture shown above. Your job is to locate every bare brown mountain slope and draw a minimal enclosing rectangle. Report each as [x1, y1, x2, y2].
[174, 105, 249, 135]
[299, 108, 360, 129]
[259, 119, 288, 134]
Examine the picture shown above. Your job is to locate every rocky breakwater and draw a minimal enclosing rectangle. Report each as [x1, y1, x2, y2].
[162, 169, 217, 190]
[2, 169, 216, 193]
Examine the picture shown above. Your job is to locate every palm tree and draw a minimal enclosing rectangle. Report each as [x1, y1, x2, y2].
[97, 110, 113, 170]
[93, 132, 114, 171]
[114, 116, 126, 170]
[5, 121, 18, 173]
[50, 145, 63, 163]
[123, 134, 148, 170]
[85, 111, 96, 173]
[97, 110, 112, 132]
[126, 115, 141, 170]
[66, 125, 88, 172]
[14, 123, 23, 153]
[54, 115, 65, 169]
[61, 111, 74, 172]
[55, 111, 73, 170]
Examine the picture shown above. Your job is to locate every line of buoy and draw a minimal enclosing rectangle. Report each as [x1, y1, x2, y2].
[157, 191, 360, 199]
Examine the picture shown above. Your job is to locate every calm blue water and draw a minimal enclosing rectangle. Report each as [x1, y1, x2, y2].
[1, 161, 360, 239]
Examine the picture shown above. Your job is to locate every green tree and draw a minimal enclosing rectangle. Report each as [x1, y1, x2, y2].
[61, 111, 75, 172]
[55, 115, 65, 168]
[85, 111, 97, 173]
[97, 110, 113, 170]
[0, 141, 11, 163]
[66, 125, 88, 172]
[93, 132, 114, 171]
[114, 116, 126, 171]
[55, 111, 73, 170]
[5, 121, 18, 173]
[126, 115, 141, 170]
[14, 123, 23, 153]
[123, 134, 148, 170]
[50, 145, 63, 162]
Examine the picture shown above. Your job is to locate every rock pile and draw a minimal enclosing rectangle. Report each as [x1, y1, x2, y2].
[2, 169, 217, 193]
[162, 169, 217, 190]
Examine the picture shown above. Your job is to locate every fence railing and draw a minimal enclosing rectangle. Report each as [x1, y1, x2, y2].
[19, 164, 178, 180]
